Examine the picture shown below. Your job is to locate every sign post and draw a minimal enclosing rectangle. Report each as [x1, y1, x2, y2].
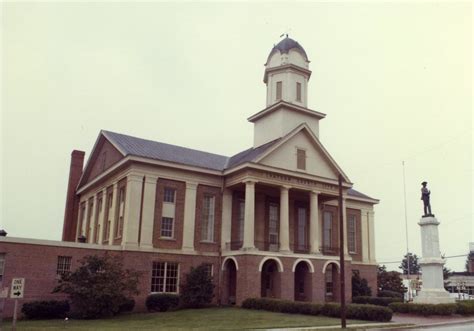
[10, 278, 25, 331]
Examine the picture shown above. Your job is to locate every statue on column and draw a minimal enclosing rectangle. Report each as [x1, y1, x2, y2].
[421, 181, 433, 217]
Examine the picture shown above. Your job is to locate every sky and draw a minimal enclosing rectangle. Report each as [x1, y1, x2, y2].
[1, 1, 472, 272]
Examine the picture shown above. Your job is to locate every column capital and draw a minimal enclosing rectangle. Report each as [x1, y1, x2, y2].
[242, 179, 258, 185]
[127, 174, 144, 182]
[144, 175, 159, 184]
[310, 190, 321, 196]
[186, 181, 199, 190]
[280, 185, 292, 191]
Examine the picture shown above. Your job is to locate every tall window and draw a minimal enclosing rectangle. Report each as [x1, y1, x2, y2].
[296, 82, 302, 101]
[0, 254, 5, 283]
[268, 203, 279, 249]
[57, 256, 72, 276]
[325, 266, 333, 296]
[203, 264, 213, 279]
[163, 188, 176, 203]
[238, 200, 245, 242]
[151, 262, 179, 293]
[104, 192, 113, 241]
[161, 217, 174, 238]
[94, 196, 103, 243]
[201, 195, 215, 242]
[116, 187, 125, 237]
[297, 207, 307, 250]
[297, 149, 306, 170]
[276, 81, 282, 100]
[348, 215, 356, 253]
[323, 211, 333, 249]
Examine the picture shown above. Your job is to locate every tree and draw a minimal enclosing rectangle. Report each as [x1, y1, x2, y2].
[179, 264, 215, 308]
[377, 265, 405, 295]
[465, 252, 474, 272]
[53, 254, 141, 319]
[352, 270, 372, 297]
[399, 252, 420, 275]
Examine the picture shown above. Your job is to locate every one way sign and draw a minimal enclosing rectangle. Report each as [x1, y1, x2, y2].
[10, 278, 25, 299]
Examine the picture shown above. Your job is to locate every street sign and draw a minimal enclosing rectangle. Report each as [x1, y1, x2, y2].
[10, 278, 25, 299]
[0, 287, 8, 298]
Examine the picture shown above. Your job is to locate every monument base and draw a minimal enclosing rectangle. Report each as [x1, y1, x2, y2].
[413, 288, 454, 304]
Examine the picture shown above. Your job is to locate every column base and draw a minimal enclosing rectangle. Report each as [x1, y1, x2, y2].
[240, 246, 258, 252]
[182, 247, 196, 253]
[139, 243, 154, 250]
[413, 289, 455, 304]
[279, 249, 292, 254]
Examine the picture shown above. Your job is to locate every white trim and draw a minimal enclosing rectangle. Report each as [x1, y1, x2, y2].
[258, 256, 284, 272]
[247, 100, 326, 122]
[221, 256, 239, 271]
[292, 259, 315, 273]
[322, 260, 340, 274]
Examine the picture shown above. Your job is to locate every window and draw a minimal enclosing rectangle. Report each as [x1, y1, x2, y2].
[116, 187, 125, 237]
[151, 262, 179, 293]
[323, 211, 333, 249]
[269, 203, 279, 248]
[238, 200, 245, 242]
[203, 264, 213, 278]
[297, 149, 306, 170]
[348, 214, 356, 253]
[276, 81, 282, 100]
[0, 254, 5, 283]
[57, 256, 72, 276]
[297, 207, 307, 250]
[296, 82, 302, 102]
[325, 266, 333, 296]
[201, 195, 215, 242]
[161, 217, 174, 238]
[163, 188, 176, 203]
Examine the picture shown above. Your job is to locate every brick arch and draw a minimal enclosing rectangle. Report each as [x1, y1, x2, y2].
[322, 260, 340, 274]
[292, 259, 315, 273]
[258, 256, 284, 272]
[221, 256, 239, 271]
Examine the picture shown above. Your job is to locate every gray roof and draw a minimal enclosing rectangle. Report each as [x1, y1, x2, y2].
[266, 37, 309, 64]
[347, 188, 377, 201]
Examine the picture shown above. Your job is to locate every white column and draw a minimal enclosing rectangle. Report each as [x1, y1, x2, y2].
[75, 202, 83, 242]
[140, 175, 158, 249]
[88, 195, 97, 244]
[342, 197, 349, 256]
[361, 209, 370, 262]
[122, 174, 144, 248]
[279, 185, 291, 252]
[242, 180, 256, 250]
[182, 182, 198, 251]
[309, 190, 321, 254]
[108, 183, 119, 244]
[80, 201, 88, 239]
[97, 189, 107, 244]
[221, 188, 232, 250]
[368, 210, 376, 263]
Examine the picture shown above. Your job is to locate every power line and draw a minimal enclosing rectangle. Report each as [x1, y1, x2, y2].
[378, 254, 469, 265]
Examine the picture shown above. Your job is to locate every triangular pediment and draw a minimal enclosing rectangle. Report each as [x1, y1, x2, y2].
[256, 124, 350, 183]
[78, 132, 125, 188]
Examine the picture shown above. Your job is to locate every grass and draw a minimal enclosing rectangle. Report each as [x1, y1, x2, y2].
[3, 307, 377, 330]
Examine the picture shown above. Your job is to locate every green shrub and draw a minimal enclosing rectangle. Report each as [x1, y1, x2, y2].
[456, 301, 474, 315]
[352, 296, 402, 306]
[179, 264, 215, 308]
[242, 298, 391, 322]
[21, 300, 70, 319]
[378, 290, 403, 298]
[388, 302, 458, 316]
[146, 294, 179, 312]
[118, 298, 135, 313]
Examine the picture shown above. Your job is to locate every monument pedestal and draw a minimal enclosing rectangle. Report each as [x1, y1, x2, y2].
[413, 216, 454, 304]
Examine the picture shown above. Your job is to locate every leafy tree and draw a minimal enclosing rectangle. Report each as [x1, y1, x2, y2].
[377, 265, 405, 295]
[352, 270, 372, 297]
[443, 266, 452, 280]
[53, 254, 141, 319]
[466, 252, 474, 272]
[399, 252, 420, 275]
[179, 264, 215, 308]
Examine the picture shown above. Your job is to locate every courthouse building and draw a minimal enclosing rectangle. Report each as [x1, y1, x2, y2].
[0, 37, 379, 315]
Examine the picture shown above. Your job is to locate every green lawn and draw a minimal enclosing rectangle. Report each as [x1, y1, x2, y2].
[4, 307, 376, 330]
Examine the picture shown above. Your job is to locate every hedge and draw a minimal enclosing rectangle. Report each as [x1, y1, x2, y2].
[456, 301, 474, 315]
[353, 296, 402, 306]
[21, 300, 70, 319]
[145, 294, 179, 312]
[242, 298, 392, 322]
[378, 290, 404, 299]
[118, 298, 135, 313]
[388, 302, 458, 316]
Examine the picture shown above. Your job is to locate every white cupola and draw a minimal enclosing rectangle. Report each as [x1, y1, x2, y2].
[248, 36, 326, 148]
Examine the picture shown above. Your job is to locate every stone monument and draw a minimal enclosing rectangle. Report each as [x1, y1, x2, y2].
[413, 181, 454, 304]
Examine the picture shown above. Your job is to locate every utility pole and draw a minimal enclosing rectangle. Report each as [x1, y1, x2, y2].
[402, 161, 411, 301]
[338, 174, 346, 328]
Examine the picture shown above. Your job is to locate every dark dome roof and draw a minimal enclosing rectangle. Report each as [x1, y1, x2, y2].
[266, 37, 309, 64]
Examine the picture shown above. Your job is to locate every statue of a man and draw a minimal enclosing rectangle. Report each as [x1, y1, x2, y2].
[421, 181, 433, 217]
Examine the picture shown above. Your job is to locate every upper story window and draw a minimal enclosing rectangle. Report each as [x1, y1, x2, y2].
[57, 256, 72, 276]
[238, 200, 245, 242]
[323, 211, 333, 249]
[163, 188, 176, 203]
[104, 191, 113, 240]
[151, 262, 179, 293]
[296, 82, 302, 102]
[297, 148, 306, 170]
[297, 207, 307, 250]
[161, 217, 174, 238]
[201, 195, 215, 242]
[348, 214, 357, 253]
[268, 203, 279, 249]
[0, 254, 5, 283]
[276, 81, 282, 100]
[116, 187, 125, 237]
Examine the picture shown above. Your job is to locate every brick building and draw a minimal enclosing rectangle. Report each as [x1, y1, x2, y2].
[0, 37, 379, 317]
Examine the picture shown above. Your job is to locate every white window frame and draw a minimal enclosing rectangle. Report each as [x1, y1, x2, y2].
[325, 266, 333, 296]
[163, 187, 176, 203]
[201, 195, 215, 242]
[160, 217, 174, 238]
[323, 211, 332, 249]
[268, 203, 279, 249]
[57, 256, 72, 276]
[0, 254, 5, 283]
[348, 214, 357, 254]
[151, 262, 180, 294]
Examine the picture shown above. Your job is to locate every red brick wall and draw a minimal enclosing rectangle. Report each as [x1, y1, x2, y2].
[83, 138, 123, 185]
[352, 263, 378, 297]
[193, 185, 222, 252]
[153, 179, 185, 249]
